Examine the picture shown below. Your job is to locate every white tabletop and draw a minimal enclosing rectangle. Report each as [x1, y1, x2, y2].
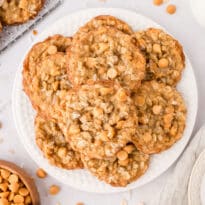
[0, 0, 205, 205]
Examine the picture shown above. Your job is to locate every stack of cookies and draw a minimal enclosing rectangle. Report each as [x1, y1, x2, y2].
[0, 0, 45, 31]
[22, 15, 187, 187]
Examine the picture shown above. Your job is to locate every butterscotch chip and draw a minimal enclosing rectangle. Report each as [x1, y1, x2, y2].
[19, 188, 29, 196]
[76, 203, 84, 205]
[0, 169, 10, 179]
[8, 174, 19, 184]
[82, 144, 149, 187]
[132, 81, 187, 154]
[69, 26, 145, 90]
[0, 0, 44, 25]
[166, 4, 176, 15]
[153, 0, 163, 6]
[32, 29, 38, 35]
[36, 168, 47, 179]
[0, 198, 9, 205]
[59, 82, 138, 159]
[74, 15, 133, 39]
[23, 35, 73, 119]
[0, 183, 8, 192]
[49, 185, 60, 195]
[0, 192, 9, 198]
[35, 114, 83, 169]
[133, 28, 185, 86]
[13, 194, 24, 203]
[25, 195, 32, 204]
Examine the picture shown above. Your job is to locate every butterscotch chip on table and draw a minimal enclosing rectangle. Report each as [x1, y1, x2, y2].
[0, 0, 44, 25]
[68, 26, 145, 90]
[81, 144, 149, 187]
[132, 81, 187, 154]
[36, 168, 47, 179]
[59, 82, 138, 159]
[23, 35, 73, 119]
[133, 28, 185, 86]
[35, 114, 83, 169]
[74, 15, 133, 39]
[49, 185, 60, 195]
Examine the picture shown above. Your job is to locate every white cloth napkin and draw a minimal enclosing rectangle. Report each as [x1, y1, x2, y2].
[158, 125, 205, 205]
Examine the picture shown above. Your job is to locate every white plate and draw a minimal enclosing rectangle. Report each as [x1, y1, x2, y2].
[12, 8, 198, 193]
[188, 149, 205, 205]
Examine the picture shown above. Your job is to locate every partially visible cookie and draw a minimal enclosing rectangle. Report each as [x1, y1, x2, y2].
[75, 15, 133, 39]
[132, 81, 187, 154]
[82, 143, 149, 187]
[69, 26, 145, 90]
[23, 35, 72, 119]
[35, 114, 83, 169]
[59, 82, 138, 159]
[0, 0, 44, 25]
[133, 28, 185, 86]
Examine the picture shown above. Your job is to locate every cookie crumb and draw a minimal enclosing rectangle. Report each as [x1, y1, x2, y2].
[49, 185, 60, 195]
[166, 4, 176, 14]
[36, 168, 47, 179]
[32, 29, 38, 35]
[153, 0, 163, 6]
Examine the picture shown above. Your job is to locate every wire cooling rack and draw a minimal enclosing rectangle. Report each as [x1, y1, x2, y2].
[0, 0, 62, 53]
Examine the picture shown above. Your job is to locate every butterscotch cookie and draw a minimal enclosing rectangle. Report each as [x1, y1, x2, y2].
[133, 28, 185, 86]
[75, 15, 133, 39]
[68, 26, 145, 90]
[23, 35, 72, 119]
[132, 81, 187, 154]
[59, 82, 138, 159]
[0, 0, 44, 25]
[81, 143, 149, 187]
[35, 114, 83, 169]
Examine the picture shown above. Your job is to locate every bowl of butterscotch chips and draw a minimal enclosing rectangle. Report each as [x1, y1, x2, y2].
[0, 160, 40, 205]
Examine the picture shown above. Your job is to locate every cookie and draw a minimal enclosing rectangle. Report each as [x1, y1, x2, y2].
[0, 0, 44, 25]
[35, 114, 83, 169]
[23, 35, 72, 119]
[132, 81, 187, 154]
[59, 82, 138, 159]
[133, 28, 185, 86]
[75, 15, 133, 39]
[81, 143, 149, 187]
[68, 26, 145, 90]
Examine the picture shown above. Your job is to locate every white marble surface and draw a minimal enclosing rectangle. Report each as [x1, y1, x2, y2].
[0, 0, 205, 204]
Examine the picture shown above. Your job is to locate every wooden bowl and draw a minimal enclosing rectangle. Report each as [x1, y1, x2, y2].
[0, 160, 40, 205]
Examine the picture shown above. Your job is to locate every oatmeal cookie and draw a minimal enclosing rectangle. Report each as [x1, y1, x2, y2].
[68, 26, 145, 90]
[0, 0, 44, 25]
[132, 81, 187, 154]
[35, 114, 83, 169]
[59, 82, 138, 159]
[81, 143, 149, 187]
[133, 28, 185, 86]
[23, 35, 72, 119]
[75, 15, 133, 39]
[23, 53, 72, 119]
